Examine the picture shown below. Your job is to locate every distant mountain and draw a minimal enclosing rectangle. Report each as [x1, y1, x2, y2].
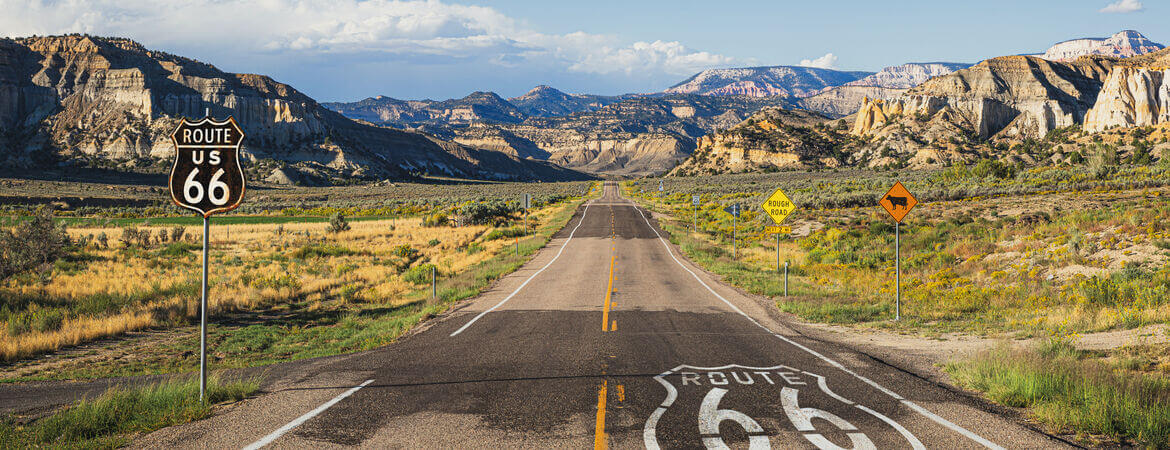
[664, 66, 872, 98]
[0, 35, 588, 183]
[431, 95, 794, 176]
[323, 91, 526, 126]
[507, 85, 632, 117]
[843, 62, 970, 89]
[1035, 30, 1164, 61]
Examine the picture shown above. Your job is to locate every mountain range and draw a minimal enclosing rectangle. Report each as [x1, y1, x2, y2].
[0, 30, 1165, 184]
[0, 35, 587, 184]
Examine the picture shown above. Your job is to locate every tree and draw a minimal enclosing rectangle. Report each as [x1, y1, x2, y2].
[328, 212, 351, 233]
[0, 207, 71, 281]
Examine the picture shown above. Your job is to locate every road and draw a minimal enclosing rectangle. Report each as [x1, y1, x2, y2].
[137, 182, 1067, 449]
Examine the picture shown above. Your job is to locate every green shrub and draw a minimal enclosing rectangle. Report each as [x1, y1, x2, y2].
[327, 212, 351, 233]
[0, 207, 71, 280]
[483, 226, 528, 241]
[423, 212, 449, 227]
[403, 264, 436, 285]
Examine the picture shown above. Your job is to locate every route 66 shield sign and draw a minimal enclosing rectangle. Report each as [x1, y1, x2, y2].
[644, 364, 923, 449]
[169, 116, 246, 217]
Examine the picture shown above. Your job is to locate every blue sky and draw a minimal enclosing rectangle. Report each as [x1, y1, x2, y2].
[1, 0, 1162, 101]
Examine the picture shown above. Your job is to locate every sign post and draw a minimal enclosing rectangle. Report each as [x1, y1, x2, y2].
[762, 188, 796, 294]
[879, 181, 917, 321]
[723, 203, 741, 258]
[169, 114, 245, 403]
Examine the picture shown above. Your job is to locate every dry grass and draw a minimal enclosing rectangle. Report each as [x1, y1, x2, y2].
[1, 198, 578, 363]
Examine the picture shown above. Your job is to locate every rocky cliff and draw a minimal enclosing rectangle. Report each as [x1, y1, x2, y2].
[1083, 48, 1170, 131]
[1037, 30, 1164, 62]
[668, 107, 848, 176]
[664, 66, 872, 98]
[852, 55, 1114, 139]
[797, 86, 906, 118]
[0, 35, 586, 182]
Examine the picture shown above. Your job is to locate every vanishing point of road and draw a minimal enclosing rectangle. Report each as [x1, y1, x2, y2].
[136, 182, 1068, 449]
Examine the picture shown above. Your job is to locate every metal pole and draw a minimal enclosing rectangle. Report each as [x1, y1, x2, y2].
[732, 214, 736, 259]
[776, 234, 780, 272]
[200, 216, 209, 403]
[784, 261, 789, 297]
[895, 221, 901, 321]
[431, 265, 436, 300]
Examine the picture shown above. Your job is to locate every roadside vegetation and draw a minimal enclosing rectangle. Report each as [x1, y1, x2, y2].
[628, 160, 1170, 447]
[0, 375, 258, 448]
[0, 181, 595, 381]
[946, 339, 1170, 448]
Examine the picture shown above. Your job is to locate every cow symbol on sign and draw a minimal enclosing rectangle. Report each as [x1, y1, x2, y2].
[643, 364, 924, 450]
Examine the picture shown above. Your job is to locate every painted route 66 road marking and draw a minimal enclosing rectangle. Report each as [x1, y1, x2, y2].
[644, 364, 925, 450]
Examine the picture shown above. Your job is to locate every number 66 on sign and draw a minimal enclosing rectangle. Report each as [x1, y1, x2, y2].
[169, 117, 246, 217]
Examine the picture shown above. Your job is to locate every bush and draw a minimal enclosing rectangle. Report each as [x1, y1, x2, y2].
[423, 212, 449, 227]
[458, 201, 519, 226]
[327, 212, 351, 233]
[169, 226, 186, 243]
[483, 226, 528, 241]
[402, 263, 436, 285]
[0, 207, 71, 281]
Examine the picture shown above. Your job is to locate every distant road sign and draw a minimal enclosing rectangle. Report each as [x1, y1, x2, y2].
[692, 195, 700, 206]
[659, 180, 664, 191]
[761, 188, 795, 224]
[723, 203, 741, 217]
[765, 226, 791, 234]
[169, 116, 245, 217]
[880, 182, 917, 223]
[523, 193, 531, 210]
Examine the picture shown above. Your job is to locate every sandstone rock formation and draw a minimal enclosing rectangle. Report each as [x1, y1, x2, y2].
[668, 107, 848, 175]
[1037, 30, 1164, 62]
[1084, 65, 1170, 131]
[852, 55, 1114, 139]
[0, 35, 586, 182]
[664, 66, 872, 98]
[844, 62, 970, 89]
[798, 86, 906, 118]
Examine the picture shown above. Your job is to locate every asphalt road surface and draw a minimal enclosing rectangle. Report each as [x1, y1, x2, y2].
[137, 182, 1068, 449]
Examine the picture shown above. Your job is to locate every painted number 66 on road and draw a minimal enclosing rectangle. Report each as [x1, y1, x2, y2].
[169, 116, 246, 218]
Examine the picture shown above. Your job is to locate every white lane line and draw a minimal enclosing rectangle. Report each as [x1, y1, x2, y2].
[243, 379, 375, 450]
[628, 203, 1004, 450]
[449, 199, 594, 337]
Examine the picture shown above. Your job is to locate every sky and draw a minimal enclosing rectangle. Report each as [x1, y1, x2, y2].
[0, 0, 1163, 102]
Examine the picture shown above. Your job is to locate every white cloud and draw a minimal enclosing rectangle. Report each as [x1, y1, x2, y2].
[1099, 0, 1144, 13]
[798, 53, 838, 69]
[0, 0, 734, 77]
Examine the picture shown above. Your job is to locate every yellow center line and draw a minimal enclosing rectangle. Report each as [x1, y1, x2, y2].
[602, 254, 615, 331]
[594, 380, 608, 449]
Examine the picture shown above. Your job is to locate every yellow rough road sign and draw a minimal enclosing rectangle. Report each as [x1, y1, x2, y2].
[761, 188, 796, 224]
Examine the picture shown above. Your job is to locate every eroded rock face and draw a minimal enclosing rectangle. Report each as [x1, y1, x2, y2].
[668, 107, 844, 175]
[1084, 67, 1170, 131]
[852, 55, 1113, 139]
[0, 35, 587, 182]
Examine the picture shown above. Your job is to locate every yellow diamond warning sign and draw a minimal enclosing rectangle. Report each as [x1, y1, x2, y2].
[880, 181, 917, 223]
[761, 188, 795, 224]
